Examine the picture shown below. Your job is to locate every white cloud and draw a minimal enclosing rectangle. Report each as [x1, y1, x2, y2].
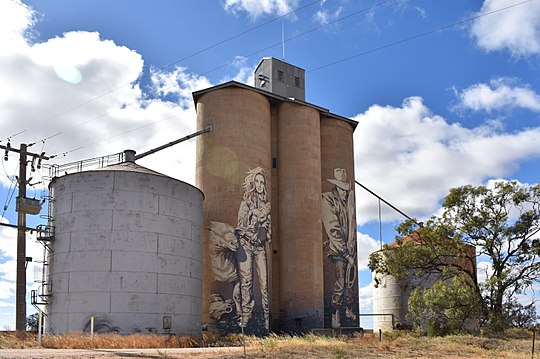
[456, 78, 540, 113]
[477, 261, 493, 285]
[0, 0, 219, 187]
[0, 219, 17, 259]
[470, 0, 540, 57]
[353, 96, 540, 224]
[357, 232, 380, 271]
[0, 300, 14, 307]
[150, 66, 212, 109]
[0, 260, 15, 283]
[0, 0, 35, 53]
[223, 0, 299, 19]
[218, 56, 255, 85]
[314, 7, 342, 26]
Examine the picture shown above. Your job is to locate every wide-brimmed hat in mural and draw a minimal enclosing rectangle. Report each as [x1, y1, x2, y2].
[327, 168, 350, 190]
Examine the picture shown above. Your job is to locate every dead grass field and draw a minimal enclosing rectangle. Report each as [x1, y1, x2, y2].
[0, 329, 536, 358]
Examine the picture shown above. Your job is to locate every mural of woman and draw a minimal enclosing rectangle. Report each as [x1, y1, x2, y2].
[236, 167, 271, 330]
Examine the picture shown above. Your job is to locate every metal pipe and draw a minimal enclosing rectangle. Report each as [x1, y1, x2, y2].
[134, 125, 213, 161]
[354, 180, 423, 228]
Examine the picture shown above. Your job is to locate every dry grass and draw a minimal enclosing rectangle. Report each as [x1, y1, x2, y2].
[231, 330, 535, 358]
[0, 329, 535, 358]
[0, 331, 36, 349]
[41, 332, 197, 349]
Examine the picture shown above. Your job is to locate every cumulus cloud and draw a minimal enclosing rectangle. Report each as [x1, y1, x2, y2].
[0, 300, 14, 307]
[314, 6, 343, 26]
[455, 78, 540, 113]
[0, 0, 35, 53]
[357, 232, 380, 271]
[470, 0, 540, 57]
[0, 0, 224, 189]
[358, 281, 374, 320]
[0, 219, 17, 259]
[353, 96, 540, 224]
[223, 0, 299, 19]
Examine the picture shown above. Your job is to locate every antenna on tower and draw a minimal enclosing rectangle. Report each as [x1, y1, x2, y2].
[282, 21, 285, 60]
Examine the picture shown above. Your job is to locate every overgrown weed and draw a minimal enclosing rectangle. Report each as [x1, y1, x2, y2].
[41, 332, 196, 349]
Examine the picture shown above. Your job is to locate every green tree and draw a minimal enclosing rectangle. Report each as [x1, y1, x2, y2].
[408, 275, 480, 336]
[369, 181, 540, 333]
[505, 300, 538, 328]
[26, 313, 39, 332]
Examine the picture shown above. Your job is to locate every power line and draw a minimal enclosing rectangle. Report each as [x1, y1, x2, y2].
[21, 0, 531, 161]
[308, 0, 534, 73]
[189, 0, 395, 78]
[0, 130, 27, 143]
[32, 0, 395, 150]
[22, 0, 325, 142]
[51, 112, 184, 159]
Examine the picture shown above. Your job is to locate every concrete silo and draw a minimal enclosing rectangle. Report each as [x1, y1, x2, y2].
[277, 101, 324, 332]
[45, 155, 204, 335]
[371, 235, 477, 332]
[195, 86, 272, 336]
[320, 116, 359, 329]
[194, 57, 359, 335]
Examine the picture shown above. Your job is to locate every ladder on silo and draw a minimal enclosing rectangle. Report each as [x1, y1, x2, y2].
[32, 189, 54, 310]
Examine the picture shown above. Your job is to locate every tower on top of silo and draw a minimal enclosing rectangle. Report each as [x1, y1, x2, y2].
[254, 57, 305, 101]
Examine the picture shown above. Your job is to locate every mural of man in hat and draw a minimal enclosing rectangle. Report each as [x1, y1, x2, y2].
[322, 168, 358, 328]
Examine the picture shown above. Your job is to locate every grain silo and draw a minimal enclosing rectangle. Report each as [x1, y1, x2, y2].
[372, 233, 477, 332]
[44, 151, 204, 335]
[194, 57, 359, 335]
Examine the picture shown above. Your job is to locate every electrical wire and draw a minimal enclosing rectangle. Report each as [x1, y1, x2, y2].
[194, 0, 394, 78]
[54, 112, 183, 158]
[23, 0, 534, 161]
[308, 0, 534, 73]
[1, 158, 19, 220]
[33, 0, 396, 150]
[23, 0, 325, 143]
[0, 130, 27, 143]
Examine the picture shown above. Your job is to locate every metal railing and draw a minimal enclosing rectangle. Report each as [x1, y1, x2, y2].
[48, 151, 125, 179]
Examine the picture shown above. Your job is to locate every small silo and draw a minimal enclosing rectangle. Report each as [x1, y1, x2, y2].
[371, 234, 477, 332]
[45, 152, 204, 335]
[372, 272, 407, 332]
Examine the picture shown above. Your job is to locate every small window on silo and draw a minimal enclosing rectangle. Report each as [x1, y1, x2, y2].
[278, 70, 284, 81]
[294, 76, 301, 87]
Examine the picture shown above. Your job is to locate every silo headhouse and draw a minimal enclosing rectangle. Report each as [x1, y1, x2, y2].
[195, 57, 359, 335]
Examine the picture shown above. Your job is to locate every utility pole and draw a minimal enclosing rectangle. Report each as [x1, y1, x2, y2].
[1, 142, 49, 331]
[16, 143, 27, 332]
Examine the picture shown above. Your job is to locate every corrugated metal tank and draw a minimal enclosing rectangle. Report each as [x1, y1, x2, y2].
[45, 160, 204, 335]
[196, 87, 272, 336]
[277, 101, 324, 332]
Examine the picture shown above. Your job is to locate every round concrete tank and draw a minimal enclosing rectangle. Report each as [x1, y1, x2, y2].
[320, 117, 359, 329]
[45, 161, 204, 335]
[372, 272, 406, 332]
[277, 101, 324, 332]
[371, 238, 477, 332]
[196, 87, 272, 336]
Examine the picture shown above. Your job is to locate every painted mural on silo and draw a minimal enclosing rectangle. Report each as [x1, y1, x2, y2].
[208, 167, 271, 335]
[322, 168, 359, 328]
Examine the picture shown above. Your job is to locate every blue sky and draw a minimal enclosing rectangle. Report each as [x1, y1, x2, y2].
[0, 0, 539, 330]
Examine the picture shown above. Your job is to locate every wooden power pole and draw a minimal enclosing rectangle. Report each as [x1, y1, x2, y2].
[1, 142, 49, 331]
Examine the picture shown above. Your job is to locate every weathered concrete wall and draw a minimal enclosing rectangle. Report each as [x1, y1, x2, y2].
[47, 167, 203, 335]
[320, 117, 359, 329]
[196, 87, 272, 336]
[277, 101, 324, 333]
